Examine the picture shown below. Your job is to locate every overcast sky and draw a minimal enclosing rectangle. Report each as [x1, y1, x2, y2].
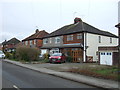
[0, 0, 119, 43]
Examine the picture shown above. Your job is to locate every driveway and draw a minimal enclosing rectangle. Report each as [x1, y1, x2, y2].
[25, 62, 101, 72]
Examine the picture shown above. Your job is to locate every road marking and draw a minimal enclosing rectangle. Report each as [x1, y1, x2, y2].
[13, 85, 20, 90]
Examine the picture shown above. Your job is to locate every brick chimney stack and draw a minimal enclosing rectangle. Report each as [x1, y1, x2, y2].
[35, 29, 39, 33]
[74, 17, 82, 24]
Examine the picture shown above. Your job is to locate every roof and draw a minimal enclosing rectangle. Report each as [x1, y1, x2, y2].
[2, 38, 20, 45]
[22, 30, 49, 41]
[44, 21, 118, 38]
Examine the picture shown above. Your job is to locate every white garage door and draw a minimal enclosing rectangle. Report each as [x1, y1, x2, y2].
[100, 52, 112, 65]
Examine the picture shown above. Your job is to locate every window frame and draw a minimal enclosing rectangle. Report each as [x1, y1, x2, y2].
[55, 37, 60, 44]
[67, 35, 73, 41]
[99, 36, 101, 43]
[110, 38, 112, 43]
[77, 33, 82, 39]
[43, 38, 48, 44]
[30, 40, 32, 46]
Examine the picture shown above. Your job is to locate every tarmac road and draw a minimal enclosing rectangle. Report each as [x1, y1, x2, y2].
[2, 61, 102, 89]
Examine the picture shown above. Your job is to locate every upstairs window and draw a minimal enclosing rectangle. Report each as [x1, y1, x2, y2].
[110, 38, 112, 43]
[34, 39, 36, 45]
[30, 40, 32, 45]
[55, 37, 60, 43]
[67, 35, 73, 41]
[25, 41, 28, 45]
[49, 38, 52, 43]
[43, 39, 48, 44]
[99, 36, 101, 43]
[77, 33, 82, 39]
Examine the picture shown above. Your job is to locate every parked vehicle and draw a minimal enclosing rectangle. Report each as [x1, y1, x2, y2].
[0, 50, 5, 59]
[39, 54, 44, 59]
[49, 53, 66, 63]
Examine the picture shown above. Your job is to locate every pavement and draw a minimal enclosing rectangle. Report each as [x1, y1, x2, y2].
[2, 59, 120, 89]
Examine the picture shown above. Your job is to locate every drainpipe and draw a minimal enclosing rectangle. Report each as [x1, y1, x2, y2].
[81, 20, 86, 62]
[83, 32, 86, 62]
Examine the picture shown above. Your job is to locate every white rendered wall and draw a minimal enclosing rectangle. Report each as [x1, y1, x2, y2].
[86, 33, 118, 61]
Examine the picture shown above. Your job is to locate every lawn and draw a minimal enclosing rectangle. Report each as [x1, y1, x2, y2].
[68, 64, 120, 81]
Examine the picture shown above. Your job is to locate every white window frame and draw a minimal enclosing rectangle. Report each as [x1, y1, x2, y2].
[25, 41, 28, 45]
[67, 35, 73, 41]
[99, 36, 101, 43]
[43, 39, 48, 44]
[49, 38, 52, 43]
[77, 33, 82, 39]
[55, 37, 60, 44]
[34, 39, 36, 45]
[30, 40, 32, 46]
[110, 38, 112, 43]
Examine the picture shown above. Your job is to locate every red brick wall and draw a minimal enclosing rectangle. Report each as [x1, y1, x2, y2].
[63, 33, 83, 44]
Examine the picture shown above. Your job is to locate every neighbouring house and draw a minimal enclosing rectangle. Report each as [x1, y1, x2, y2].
[99, 2, 120, 66]
[41, 18, 118, 63]
[22, 29, 49, 54]
[0, 43, 2, 50]
[2, 38, 20, 52]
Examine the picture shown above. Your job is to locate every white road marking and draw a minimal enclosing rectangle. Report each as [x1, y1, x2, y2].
[13, 85, 20, 90]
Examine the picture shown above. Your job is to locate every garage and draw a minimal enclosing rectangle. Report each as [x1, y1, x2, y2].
[100, 52, 112, 65]
[98, 46, 119, 66]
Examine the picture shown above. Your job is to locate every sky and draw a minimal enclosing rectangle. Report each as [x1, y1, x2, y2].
[0, 0, 119, 43]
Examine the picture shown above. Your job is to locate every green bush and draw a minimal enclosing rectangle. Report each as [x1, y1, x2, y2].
[66, 56, 73, 62]
[43, 53, 50, 60]
[16, 46, 40, 62]
[5, 52, 13, 59]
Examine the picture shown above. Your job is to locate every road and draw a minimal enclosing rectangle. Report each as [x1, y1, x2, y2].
[2, 61, 102, 89]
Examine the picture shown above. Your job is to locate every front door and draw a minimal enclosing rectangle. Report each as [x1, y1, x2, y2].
[71, 49, 83, 63]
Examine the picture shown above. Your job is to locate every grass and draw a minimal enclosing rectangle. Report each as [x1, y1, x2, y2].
[68, 64, 119, 81]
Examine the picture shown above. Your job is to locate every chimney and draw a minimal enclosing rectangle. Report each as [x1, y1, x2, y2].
[74, 17, 82, 24]
[35, 29, 39, 33]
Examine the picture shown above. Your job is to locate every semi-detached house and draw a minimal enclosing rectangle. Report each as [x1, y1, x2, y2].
[41, 18, 118, 63]
[22, 29, 49, 51]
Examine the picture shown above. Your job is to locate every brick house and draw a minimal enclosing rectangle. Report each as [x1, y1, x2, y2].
[22, 29, 49, 49]
[2, 38, 20, 52]
[41, 18, 118, 63]
[0, 43, 2, 50]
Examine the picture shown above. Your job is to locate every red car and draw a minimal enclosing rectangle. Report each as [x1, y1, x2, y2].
[49, 53, 66, 63]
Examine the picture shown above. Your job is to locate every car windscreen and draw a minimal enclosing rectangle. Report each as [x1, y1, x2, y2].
[0, 51, 3, 54]
[52, 53, 62, 56]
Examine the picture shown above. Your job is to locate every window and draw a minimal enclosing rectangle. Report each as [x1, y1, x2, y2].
[77, 33, 82, 39]
[49, 38, 52, 43]
[30, 40, 32, 45]
[101, 53, 105, 55]
[99, 36, 101, 43]
[107, 52, 112, 55]
[43, 39, 48, 44]
[55, 37, 60, 43]
[67, 35, 73, 41]
[25, 41, 28, 45]
[34, 40, 36, 45]
[110, 38, 112, 43]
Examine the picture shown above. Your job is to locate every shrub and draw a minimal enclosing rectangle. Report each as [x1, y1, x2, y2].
[16, 46, 40, 62]
[5, 52, 13, 59]
[43, 53, 50, 60]
[66, 56, 73, 62]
